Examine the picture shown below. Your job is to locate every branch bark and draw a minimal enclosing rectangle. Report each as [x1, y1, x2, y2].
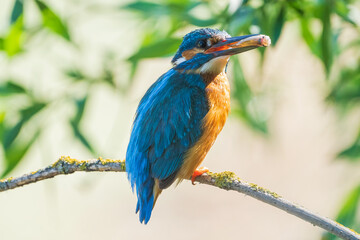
[0, 156, 359, 240]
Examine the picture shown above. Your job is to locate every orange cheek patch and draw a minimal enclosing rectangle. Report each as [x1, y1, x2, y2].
[205, 45, 228, 53]
[182, 48, 202, 60]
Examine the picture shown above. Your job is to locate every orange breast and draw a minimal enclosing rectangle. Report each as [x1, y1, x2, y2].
[177, 71, 230, 180]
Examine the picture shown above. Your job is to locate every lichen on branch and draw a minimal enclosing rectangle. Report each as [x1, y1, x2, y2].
[0, 156, 125, 191]
[0, 156, 359, 240]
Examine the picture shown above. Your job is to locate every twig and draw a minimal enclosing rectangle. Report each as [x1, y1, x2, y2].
[0, 156, 359, 240]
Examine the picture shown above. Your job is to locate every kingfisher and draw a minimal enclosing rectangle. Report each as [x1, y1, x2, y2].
[126, 28, 271, 224]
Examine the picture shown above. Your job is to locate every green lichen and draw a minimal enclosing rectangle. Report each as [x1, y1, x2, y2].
[98, 157, 106, 165]
[53, 156, 75, 167]
[0, 177, 13, 183]
[52, 156, 125, 172]
[97, 157, 125, 169]
[53, 156, 87, 168]
[249, 183, 281, 198]
[79, 163, 87, 171]
[98, 157, 124, 164]
[207, 171, 240, 190]
[120, 161, 126, 171]
[52, 159, 61, 168]
[52, 156, 81, 174]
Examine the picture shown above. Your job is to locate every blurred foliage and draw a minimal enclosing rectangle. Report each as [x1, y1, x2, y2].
[0, 0, 101, 177]
[0, 0, 360, 237]
[322, 185, 360, 240]
[328, 61, 360, 111]
[0, 79, 46, 177]
[70, 96, 97, 155]
[231, 57, 267, 133]
[34, 0, 71, 41]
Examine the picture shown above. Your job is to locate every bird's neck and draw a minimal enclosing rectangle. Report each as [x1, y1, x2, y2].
[199, 56, 229, 85]
[200, 71, 227, 86]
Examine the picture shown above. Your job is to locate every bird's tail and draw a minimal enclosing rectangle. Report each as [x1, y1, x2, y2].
[135, 177, 155, 224]
[126, 152, 162, 224]
[133, 178, 164, 224]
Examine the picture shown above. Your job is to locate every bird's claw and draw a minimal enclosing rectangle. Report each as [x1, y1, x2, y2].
[191, 167, 209, 185]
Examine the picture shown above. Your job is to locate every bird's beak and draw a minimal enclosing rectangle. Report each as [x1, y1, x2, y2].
[205, 34, 271, 56]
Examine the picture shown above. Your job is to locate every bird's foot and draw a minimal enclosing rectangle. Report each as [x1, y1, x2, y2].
[191, 167, 209, 185]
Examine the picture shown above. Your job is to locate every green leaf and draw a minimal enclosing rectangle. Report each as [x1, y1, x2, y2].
[185, 15, 217, 27]
[121, 60, 139, 93]
[255, 7, 270, 36]
[10, 0, 23, 24]
[123, 1, 168, 16]
[334, 0, 356, 25]
[72, 97, 86, 125]
[329, 63, 360, 161]
[102, 68, 116, 88]
[338, 142, 360, 160]
[20, 102, 47, 122]
[0, 112, 5, 123]
[338, 132, 360, 161]
[128, 38, 182, 62]
[320, 0, 334, 76]
[0, 112, 5, 140]
[4, 15, 24, 56]
[322, 185, 360, 240]
[3, 120, 24, 150]
[231, 58, 268, 134]
[2, 130, 41, 177]
[70, 121, 96, 155]
[300, 18, 321, 58]
[70, 96, 96, 155]
[336, 185, 360, 228]
[228, 6, 254, 35]
[1, 102, 44, 176]
[327, 63, 360, 108]
[0, 81, 27, 96]
[123, 0, 203, 21]
[34, 0, 70, 41]
[287, 0, 305, 16]
[272, 4, 286, 46]
[65, 69, 86, 82]
[232, 108, 268, 133]
[2, 102, 46, 150]
[232, 58, 251, 105]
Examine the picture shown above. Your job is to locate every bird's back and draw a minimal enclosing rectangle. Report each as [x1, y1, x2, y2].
[126, 69, 210, 223]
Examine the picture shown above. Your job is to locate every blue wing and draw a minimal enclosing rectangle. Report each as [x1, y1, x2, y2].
[127, 69, 208, 183]
[126, 69, 208, 223]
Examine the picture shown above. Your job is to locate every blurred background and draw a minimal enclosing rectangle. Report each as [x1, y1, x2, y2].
[0, 0, 359, 239]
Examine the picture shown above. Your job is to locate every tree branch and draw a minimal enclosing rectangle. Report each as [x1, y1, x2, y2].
[0, 156, 359, 240]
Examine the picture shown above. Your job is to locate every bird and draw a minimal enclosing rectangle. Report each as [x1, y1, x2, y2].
[126, 28, 271, 224]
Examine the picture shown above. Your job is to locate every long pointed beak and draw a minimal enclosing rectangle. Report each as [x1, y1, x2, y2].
[205, 34, 271, 56]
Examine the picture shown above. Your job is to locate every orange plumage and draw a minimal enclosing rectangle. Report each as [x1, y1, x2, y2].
[177, 71, 230, 180]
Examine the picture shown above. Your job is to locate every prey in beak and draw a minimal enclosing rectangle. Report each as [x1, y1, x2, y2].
[172, 32, 271, 75]
[205, 34, 271, 57]
[198, 34, 271, 74]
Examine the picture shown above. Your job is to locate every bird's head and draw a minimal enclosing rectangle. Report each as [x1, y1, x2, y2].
[172, 28, 271, 75]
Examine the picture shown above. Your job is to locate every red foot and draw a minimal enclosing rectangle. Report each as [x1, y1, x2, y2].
[191, 167, 209, 185]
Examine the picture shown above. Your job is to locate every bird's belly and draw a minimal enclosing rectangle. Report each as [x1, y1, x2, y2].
[177, 72, 230, 180]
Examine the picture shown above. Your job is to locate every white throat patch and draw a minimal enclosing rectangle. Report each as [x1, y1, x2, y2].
[199, 56, 230, 74]
[173, 57, 186, 66]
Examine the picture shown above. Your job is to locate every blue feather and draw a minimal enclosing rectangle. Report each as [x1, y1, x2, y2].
[126, 69, 209, 223]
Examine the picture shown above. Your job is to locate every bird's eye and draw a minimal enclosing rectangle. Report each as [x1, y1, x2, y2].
[197, 39, 207, 49]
